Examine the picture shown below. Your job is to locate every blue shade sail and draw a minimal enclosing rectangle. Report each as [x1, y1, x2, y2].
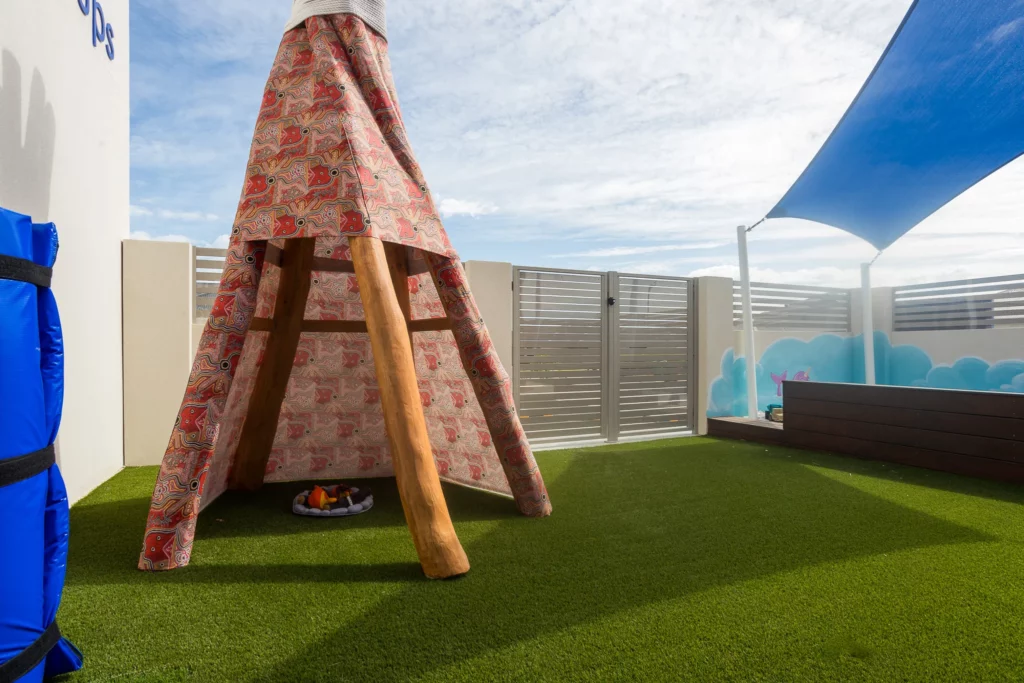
[767, 0, 1024, 249]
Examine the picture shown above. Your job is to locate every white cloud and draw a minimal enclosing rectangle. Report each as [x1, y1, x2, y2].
[384, 0, 912, 242]
[156, 209, 219, 222]
[689, 264, 858, 287]
[131, 201, 220, 232]
[128, 231, 192, 243]
[128, 231, 228, 249]
[437, 198, 498, 217]
[128, 0, 1024, 287]
[562, 242, 727, 258]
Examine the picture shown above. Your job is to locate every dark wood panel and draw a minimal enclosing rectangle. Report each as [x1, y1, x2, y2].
[785, 413, 1024, 463]
[784, 397, 1024, 442]
[264, 243, 283, 267]
[408, 318, 452, 333]
[312, 257, 356, 273]
[264, 243, 357, 273]
[708, 417, 785, 445]
[785, 429, 1024, 484]
[784, 381, 1024, 420]
[303, 320, 369, 333]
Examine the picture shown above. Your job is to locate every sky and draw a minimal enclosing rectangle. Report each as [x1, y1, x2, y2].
[129, 0, 1024, 287]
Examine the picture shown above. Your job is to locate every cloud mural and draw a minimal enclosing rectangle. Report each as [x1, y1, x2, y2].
[707, 332, 1024, 418]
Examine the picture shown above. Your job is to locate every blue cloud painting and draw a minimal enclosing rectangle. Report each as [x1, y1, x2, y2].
[707, 332, 1024, 417]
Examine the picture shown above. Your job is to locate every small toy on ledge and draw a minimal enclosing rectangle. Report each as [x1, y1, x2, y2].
[765, 404, 784, 423]
[293, 483, 373, 517]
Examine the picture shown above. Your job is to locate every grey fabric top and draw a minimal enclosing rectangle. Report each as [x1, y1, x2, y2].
[286, 0, 387, 39]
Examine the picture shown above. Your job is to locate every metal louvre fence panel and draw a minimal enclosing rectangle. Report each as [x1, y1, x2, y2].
[611, 273, 695, 438]
[893, 273, 1024, 331]
[733, 281, 850, 331]
[514, 267, 607, 443]
[513, 266, 695, 446]
[194, 247, 227, 319]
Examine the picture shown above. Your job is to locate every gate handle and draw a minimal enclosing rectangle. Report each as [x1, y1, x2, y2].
[607, 297, 616, 306]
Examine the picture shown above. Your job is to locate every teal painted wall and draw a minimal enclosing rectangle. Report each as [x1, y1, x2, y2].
[707, 332, 1024, 418]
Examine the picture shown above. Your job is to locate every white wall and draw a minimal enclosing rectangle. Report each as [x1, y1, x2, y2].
[123, 241, 195, 466]
[893, 328, 1024, 365]
[696, 277, 733, 434]
[0, 1, 130, 502]
[464, 260, 514, 371]
[738, 328, 845, 354]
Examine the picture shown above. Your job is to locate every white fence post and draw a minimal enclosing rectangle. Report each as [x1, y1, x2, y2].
[861, 263, 876, 385]
[464, 260, 515, 373]
[122, 239, 195, 466]
[696, 277, 736, 434]
[737, 226, 759, 419]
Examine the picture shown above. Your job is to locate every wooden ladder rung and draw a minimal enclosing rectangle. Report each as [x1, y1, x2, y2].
[247, 317, 451, 333]
[264, 242, 431, 276]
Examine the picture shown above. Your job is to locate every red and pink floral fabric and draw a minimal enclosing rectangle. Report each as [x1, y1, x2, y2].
[140, 15, 550, 571]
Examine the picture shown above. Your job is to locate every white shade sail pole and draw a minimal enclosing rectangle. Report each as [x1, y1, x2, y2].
[861, 262, 876, 385]
[737, 225, 759, 419]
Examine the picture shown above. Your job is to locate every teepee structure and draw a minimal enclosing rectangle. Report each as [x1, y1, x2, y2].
[139, 14, 550, 579]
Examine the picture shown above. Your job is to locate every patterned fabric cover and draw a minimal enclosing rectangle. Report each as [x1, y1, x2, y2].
[140, 14, 550, 571]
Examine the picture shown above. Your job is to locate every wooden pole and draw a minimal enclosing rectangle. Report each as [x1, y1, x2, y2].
[383, 242, 414, 348]
[230, 238, 316, 490]
[350, 236, 470, 579]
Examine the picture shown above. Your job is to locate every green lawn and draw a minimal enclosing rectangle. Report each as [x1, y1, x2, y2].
[58, 437, 1024, 682]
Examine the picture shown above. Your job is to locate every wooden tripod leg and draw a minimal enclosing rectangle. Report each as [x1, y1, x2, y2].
[383, 242, 413, 346]
[350, 236, 470, 579]
[229, 238, 316, 491]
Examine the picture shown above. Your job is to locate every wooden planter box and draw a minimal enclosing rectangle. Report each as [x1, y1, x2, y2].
[709, 381, 1024, 484]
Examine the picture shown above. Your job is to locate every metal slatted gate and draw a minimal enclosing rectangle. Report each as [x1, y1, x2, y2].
[514, 268, 608, 443]
[513, 267, 695, 447]
[611, 273, 695, 439]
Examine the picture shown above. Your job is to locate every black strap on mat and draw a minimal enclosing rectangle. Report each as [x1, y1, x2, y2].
[0, 255, 52, 288]
[0, 444, 55, 489]
[0, 620, 61, 683]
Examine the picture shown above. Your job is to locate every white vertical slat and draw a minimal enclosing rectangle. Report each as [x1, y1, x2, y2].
[737, 226, 759, 420]
[861, 263, 876, 385]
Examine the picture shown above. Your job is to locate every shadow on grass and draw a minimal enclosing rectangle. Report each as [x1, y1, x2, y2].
[253, 440, 991, 682]
[750, 439, 1024, 505]
[66, 477, 520, 587]
[195, 476, 519, 539]
[64, 439, 996, 681]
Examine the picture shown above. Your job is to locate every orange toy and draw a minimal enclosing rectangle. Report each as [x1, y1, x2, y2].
[306, 485, 337, 510]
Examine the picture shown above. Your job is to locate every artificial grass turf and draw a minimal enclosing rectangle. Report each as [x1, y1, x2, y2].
[57, 437, 1024, 682]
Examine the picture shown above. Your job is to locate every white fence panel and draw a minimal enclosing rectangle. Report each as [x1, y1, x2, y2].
[893, 273, 1024, 331]
[733, 282, 851, 331]
[194, 247, 226, 319]
[613, 273, 695, 438]
[513, 266, 695, 446]
[514, 267, 608, 443]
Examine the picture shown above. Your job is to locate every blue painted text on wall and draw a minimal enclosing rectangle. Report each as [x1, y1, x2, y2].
[77, 0, 116, 61]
